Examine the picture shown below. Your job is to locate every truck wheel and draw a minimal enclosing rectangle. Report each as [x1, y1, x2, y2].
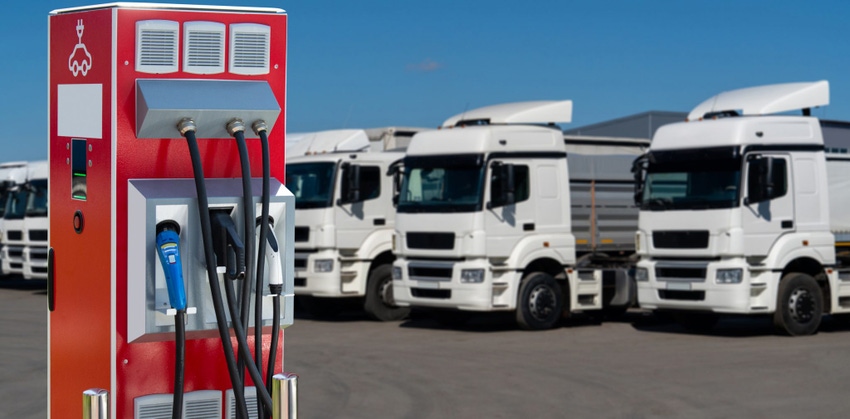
[364, 265, 410, 321]
[516, 272, 563, 330]
[774, 273, 823, 336]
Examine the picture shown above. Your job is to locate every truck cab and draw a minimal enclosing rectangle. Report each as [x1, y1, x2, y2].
[392, 101, 642, 329]
[287, 128, 422, 320]
[22, 161, 48, 279]
[634, 81, 850, 335]
[1, 162, 31, 277]
[0, 162, 28, 277]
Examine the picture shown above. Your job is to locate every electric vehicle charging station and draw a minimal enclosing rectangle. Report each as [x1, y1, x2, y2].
[48, 3, 296, 419]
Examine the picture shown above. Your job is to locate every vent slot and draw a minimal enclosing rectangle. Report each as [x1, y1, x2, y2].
[226, 387, 259, 419]
[135, 391, 221, 419]
[229, 23, 270, 75]
[184, 21, 225, 74]
[136, 20, 179, 74]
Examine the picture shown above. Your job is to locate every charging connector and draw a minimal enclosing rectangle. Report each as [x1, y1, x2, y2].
[155, 220, 186, 311]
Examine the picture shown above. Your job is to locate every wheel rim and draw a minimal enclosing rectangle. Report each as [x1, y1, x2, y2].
[788, 287, 816, 323]
[528, 284, 556, 321]
[378, 277, 395, 307]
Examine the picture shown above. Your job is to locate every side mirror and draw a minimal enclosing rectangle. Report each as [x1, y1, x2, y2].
[745, 155, 773, 205]
[487, 162, 516, 209]
[631, 154, 648, 206]
[336, 163, 362, 205]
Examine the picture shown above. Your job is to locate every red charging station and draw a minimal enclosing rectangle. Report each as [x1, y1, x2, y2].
[48, 3, 295, 418]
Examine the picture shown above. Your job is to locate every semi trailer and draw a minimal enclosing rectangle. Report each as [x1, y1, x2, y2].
[633, 80, 850, 335]
[287, 127, 424, 320]
[391, 101, 646, 330]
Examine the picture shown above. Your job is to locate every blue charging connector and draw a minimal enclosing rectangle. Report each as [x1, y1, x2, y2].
[156, 220, 187, 311]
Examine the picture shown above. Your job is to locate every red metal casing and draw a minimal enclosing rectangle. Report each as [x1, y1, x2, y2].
[48, 4, 287, 418]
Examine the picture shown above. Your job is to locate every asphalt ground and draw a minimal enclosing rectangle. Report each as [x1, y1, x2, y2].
[6, 281, 850, 418]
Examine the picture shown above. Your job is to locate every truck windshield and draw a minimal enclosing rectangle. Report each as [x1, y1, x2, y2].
[398, 154, 485, 213]
[642, 147, 742, 211]
[25, 179, 48, 217]
[286, 162, 336, 209]
[4, 188, 28, 220]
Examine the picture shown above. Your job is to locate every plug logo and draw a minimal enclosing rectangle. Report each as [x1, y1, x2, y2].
[68, 19, 92, 77]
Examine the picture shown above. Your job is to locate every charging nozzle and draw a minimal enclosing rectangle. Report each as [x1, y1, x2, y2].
[257, 217, 283, 295]
[155, 220, 187, 311]
[210, 211, 246, 280]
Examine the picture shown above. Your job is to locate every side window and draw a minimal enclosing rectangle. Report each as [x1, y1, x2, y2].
[341, 165, 381, 202]
[770, 158, 788, 200]
[490, 164, 530, 207]
[360, 166, 381, 201]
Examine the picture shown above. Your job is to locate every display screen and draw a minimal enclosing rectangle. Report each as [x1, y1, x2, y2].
[72, 138, 87, 200]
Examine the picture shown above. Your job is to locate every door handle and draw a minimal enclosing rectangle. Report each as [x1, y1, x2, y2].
[523, 223, 535, 231]
[373, 218, 386, 226]
[781, 220, 793, 229]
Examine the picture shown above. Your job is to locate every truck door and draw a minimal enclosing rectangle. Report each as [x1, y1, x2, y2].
[742, 154, 794, 256]
[484, 161, 534, 258]
[335, 163, 385, 250]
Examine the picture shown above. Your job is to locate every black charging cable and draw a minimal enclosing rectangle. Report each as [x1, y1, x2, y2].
[177, 119, 249, 419]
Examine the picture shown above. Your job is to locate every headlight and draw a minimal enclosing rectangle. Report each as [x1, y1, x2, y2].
[635, 267, 649, 282]
[314, 259, 334, 273]
[460, 269, 485, 283]
[392, 266, 402, 280]
[716, 268, 743, 284]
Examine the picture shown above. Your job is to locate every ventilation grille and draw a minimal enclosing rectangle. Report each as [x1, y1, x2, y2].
[135, 391, 222, 419]
[226, 387, 259, 419]
[230, 24, 270, 75]
[136, 20, 179, 73]
[184, 21, 225, 74]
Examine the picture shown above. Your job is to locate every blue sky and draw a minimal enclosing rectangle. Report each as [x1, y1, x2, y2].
[1, 0, 848, 161]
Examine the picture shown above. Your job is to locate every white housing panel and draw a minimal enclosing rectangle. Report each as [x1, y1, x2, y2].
[229, 23, 271, 75]
[183, 21, 225, 74]
[136, 20, 179, 74]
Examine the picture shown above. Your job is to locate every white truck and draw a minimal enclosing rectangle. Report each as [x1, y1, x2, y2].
[391, 101, 646, 330]
[0, 161, 28, 277]
[1, 162, 35, 277]
[286, 128, 424, 320]
[633, 80, 850, 335]
[22, 161, 48, 279]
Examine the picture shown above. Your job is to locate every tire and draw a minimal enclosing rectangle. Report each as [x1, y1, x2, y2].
[673, 311, 719, 332]
[515, 272, 564, 330]
[364, 264, 410, 321]
[773, 272, 823, 336]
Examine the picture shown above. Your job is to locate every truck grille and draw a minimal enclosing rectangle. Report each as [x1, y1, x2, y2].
[658, 290, 705, 301]
[409, 266, 453, 281]
[653, 231, 709, 249]
[294, 227, 309, 242]
[6, 230, 22, 241]
[29, 230, 48, 241]
[655, 267, 706, 281]
[407, 232, 454, 250]
[411, 288, 451, 299]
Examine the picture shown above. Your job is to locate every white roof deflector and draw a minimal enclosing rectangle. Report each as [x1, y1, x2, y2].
[442, 100, 572, 128]
[286, 129, 370, 156]
[687, 80, 829, 121]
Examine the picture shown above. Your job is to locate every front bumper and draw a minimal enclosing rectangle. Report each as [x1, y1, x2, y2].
[2, 244, 25, 275]
[636, 258, 779, 314]
[293, 249, 368, 297]
[393, 258, 520, 311]
[23, 245, 48, 280]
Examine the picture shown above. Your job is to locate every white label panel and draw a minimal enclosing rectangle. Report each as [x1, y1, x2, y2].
[58, 84, 102, 139]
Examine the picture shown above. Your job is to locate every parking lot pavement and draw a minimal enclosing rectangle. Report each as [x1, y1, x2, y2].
[0, 277, 47, 419]
[7, 283, 850, 419]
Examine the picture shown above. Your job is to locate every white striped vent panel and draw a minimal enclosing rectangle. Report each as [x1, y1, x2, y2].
[229, 24, 271, 75]
[136, 20, 179, 74]
[184, 21, 226, 74]
[226, 387, 259, 419]
[134, 390, 222, 419]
